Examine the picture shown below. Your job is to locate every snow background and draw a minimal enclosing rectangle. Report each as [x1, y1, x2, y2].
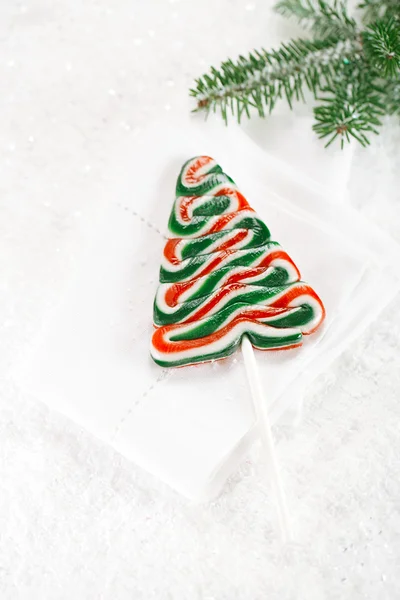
[1, 1, 400, 598]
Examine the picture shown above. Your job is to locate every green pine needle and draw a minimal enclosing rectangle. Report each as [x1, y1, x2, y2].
[313, 76, 385, 147]
[190, 37, 361, 122]
[363, 19, 400, 78]
[190, 0, 400, 148]
[385, 79, 400, 114]
[358, 0, 400, 24]
[275, 0, 357, 39]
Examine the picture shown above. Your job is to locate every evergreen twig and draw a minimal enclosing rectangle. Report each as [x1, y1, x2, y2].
[275, 0, 357, 39]
[358, 0, 400, 24]
[190, 0, 400, 148]
[385, 79, 400, 114]
[363, 19, 400, 77]
[190, 38, 361, 121]
[313, 74, 385, 147]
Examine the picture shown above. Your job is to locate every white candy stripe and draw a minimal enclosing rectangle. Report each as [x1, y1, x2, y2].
[151, 155, 326, 367]
[171, 208, 257, 240]
[161, 242, 294, 282]
[166, 264, 282, 305]
[162, 237, 276, 273]
[278, 293, 324, 334]
[180, 157, 228, 189]
[151, 319, 301, 365]
[169, 227, 253, 262]
[174, 185, 243, 225]
[156, 281, 323, 328]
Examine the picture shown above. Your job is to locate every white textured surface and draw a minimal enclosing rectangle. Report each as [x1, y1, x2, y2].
[20, 118, 388, 504]
[1, 2, 400, 599]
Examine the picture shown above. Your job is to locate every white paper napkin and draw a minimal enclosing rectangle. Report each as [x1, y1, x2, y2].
[240, 113, 355, 203]
[18, 118, 400, 501]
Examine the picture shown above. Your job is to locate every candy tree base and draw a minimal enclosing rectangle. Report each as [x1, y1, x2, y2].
[241, 335, 291, 542]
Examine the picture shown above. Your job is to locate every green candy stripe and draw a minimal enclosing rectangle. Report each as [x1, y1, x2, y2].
[151, 156, 325, 368]
[159, 243, 279, 284]
[168, 296, 309, 339]
[155, 283, 293, 327]
[175, 159, 234, 197]
[152, 329, 302, 368]
[180, 265, 289, 304]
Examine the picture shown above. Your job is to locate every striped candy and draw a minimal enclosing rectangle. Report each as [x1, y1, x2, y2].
[151, 156, 325, 368]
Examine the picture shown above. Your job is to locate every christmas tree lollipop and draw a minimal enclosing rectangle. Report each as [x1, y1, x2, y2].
[151, 156, 325, 537]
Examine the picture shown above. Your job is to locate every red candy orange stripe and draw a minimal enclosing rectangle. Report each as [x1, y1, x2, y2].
[151, 156, 325, 367]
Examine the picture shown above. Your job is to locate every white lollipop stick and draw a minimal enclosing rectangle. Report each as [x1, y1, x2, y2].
[241, 335, 291, 541]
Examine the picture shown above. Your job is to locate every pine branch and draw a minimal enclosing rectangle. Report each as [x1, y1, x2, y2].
[385, 79, 400, 114]
[358, 0, 400, 24]
[362, 19, 400, 77]
[275, 0, 357, 39]
[191, 38, 361, 122]
[190, 0, 400, 148]
[313, 73, 385, 147]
